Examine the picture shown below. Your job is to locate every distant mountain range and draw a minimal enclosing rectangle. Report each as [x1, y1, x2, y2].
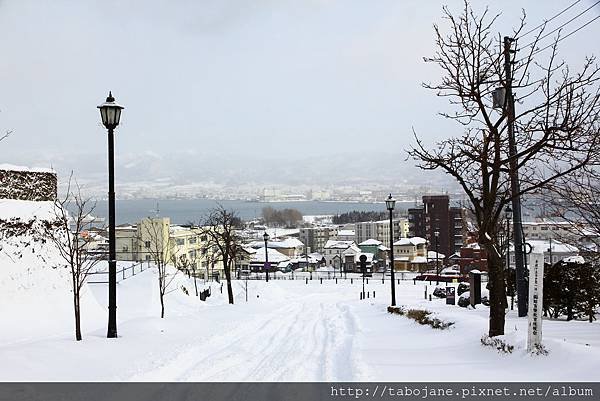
[10, 150, 459, 198]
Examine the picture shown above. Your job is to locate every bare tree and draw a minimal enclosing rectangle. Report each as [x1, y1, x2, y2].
[544, 166, 600, 262]
[200, 206, 243, 304]
[409, 2, 600, 336]
[46, 176, 101, 341]
[175, 250, 200, 297]
[141, 218, 179, 318]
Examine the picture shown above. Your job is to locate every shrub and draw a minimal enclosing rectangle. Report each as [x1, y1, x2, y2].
[433, 286, 447, 298]
[530, 343, 549, 356]
[481, 335, 514, 354]
[457, 282, 470, 295]
[458, 292, 470, 307]
[544, 260, 600, 322]
[388, 306, 454, 330]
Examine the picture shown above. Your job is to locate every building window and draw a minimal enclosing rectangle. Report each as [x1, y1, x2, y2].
[176, 238, 185, 246]
[145, 241, 151, 248]
[189, 236, 197, 244]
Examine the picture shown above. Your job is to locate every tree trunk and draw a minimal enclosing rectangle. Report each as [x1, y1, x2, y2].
[223, 255, 234, 304]
[193, 275, 198, 297]
[159, 268, 165, 318]
[485, 242, 506, 337]
[74, 290, 82, 341]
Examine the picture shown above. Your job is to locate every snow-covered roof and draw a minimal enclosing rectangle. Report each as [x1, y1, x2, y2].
[359, 239, 382, 246]
[427, 250, 446, 259]
[510, 239, 578, 254]
[251, 247, 290, 263]
[394, 237, 427, 246]
[337, 229, 355, 236]
[0, 164, 55, 174]
[562, 255, 585, 264]
[342, 244, 361, 255]
[411, 256, 428, 264]
[276, 238, 304, 248]
[324, 240, 354, 249]
[378, 245, 389, 251]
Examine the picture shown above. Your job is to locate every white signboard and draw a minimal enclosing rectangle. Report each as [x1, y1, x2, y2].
[527, 252, 545, 353]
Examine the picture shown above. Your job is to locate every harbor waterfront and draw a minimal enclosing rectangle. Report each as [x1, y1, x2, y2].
[90, 199, 417, 225]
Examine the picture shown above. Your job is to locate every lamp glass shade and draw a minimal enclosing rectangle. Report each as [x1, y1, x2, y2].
[263, 232, 270, 241]
[98, 92, 124, 129]
[385, 194, 396, 211]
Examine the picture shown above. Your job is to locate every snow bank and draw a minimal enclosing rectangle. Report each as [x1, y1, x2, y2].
[0, 163, 54, 174]
[0, 199, 56, 221]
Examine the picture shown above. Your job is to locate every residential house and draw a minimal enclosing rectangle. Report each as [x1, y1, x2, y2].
[392, 237, 428, 272]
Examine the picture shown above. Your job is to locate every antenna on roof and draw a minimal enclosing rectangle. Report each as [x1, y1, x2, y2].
[154, 202, 160, 217]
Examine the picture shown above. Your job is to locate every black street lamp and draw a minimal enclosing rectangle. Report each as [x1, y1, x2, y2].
[386, 194, 396, 306]
[434, 230, 440, 285]
[263, 231, 270, 282]
[98, 91, 124, 339]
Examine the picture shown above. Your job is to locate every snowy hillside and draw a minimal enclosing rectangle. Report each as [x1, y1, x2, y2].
[1, 198, 599, 381]
[1, 267, 599, 381]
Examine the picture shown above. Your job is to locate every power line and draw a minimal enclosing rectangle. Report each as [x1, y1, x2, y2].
[531, 13, 600, 58]
[515, 13, 600, 65]
[519, 0, 584, 39]
[520, 0, 600, 49]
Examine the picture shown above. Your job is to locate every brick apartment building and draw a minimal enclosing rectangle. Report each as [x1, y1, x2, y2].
[408, 195, 465, 261]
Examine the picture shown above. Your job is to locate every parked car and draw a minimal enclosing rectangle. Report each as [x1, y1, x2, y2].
[415, 269, 467, 282]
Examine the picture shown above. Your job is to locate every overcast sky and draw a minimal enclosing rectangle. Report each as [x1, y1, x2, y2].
[1, 0, 599, 173]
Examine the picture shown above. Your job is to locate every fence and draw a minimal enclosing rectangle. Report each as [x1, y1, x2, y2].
[87, 261, 150, 284]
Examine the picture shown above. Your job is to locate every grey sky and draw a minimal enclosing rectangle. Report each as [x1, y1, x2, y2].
[1, 0, 599, 176]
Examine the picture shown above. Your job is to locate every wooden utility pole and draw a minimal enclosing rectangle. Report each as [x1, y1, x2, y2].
[504, 36, 528, 317]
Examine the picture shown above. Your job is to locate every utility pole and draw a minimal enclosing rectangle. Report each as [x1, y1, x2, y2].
[504, 36, 528, 317]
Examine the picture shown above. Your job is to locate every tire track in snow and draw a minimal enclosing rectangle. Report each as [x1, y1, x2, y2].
[128, 302, 303, 381]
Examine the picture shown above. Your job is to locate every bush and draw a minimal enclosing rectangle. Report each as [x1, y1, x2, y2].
[544, 260, 600, 322]
[388, 306, 454, 330]
[433, 286, 447, 298]
[457, 282, 470, 295]
[530, 343, 549, 356]
[481, 335, 514, 354]
[458, 292, 470, 307]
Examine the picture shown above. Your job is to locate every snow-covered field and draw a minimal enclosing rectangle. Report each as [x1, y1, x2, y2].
[1, 267, 599, 382]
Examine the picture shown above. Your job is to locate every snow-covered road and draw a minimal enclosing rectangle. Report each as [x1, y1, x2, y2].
[131, 293, 364, 381]
[2, 267, 600, 381]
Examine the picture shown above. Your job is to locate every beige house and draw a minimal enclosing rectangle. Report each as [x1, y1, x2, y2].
[393, 237, 428, 271]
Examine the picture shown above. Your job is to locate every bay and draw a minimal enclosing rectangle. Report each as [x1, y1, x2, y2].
[89, 199, 416, 225]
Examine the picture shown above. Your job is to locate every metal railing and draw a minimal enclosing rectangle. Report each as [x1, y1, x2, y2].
[87, 261, 150, 284]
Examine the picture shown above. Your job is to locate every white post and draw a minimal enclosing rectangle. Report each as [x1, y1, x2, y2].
[527, 252, 544, 353]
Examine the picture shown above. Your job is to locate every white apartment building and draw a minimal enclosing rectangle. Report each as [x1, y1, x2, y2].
[354, 218, 409, 248]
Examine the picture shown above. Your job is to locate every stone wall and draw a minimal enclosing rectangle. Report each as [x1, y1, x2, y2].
[0, 168, 57, 201]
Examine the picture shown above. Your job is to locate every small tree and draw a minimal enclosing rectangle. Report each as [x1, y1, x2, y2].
[46, 176, 101, 341]
[141, 218, 179, 318]
[175, 251, 200, 297]
[200, 206, 243, 304]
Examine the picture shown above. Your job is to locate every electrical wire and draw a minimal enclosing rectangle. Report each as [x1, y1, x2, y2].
[530, 13, 600, 57]
[520, 0, 600, 49]
[519, 0, 584, 39]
